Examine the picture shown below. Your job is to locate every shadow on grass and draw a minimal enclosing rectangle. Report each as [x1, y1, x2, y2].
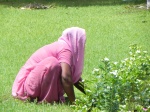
[0, 0, 146, 8]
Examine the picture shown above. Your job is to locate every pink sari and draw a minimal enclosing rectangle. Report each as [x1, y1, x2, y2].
[12, 27, 86, 103]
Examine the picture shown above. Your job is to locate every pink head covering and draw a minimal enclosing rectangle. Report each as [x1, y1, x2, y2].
[58, 27, 86, 83]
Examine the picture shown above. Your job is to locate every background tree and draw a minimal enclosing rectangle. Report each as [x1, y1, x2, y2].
[147, 0, 150, 9]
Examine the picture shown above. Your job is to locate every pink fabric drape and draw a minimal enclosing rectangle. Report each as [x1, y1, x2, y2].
[58, 27, 86, 83]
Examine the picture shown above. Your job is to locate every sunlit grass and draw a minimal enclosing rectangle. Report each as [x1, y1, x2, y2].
[0, 1, 150, 111]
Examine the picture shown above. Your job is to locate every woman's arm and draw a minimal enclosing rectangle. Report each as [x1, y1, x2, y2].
[74, 78, 86, 94]
[61, 62, 75, 103]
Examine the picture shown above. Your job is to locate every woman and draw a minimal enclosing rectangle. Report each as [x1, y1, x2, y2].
[12, 27, 86, 104]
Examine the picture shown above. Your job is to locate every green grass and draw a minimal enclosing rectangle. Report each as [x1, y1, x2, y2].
[0, 0, 150, 111]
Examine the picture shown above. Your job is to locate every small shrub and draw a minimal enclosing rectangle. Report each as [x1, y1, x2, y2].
[71, 44, 150, 112]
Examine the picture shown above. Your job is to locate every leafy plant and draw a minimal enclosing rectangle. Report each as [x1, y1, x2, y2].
[71, 44, 150, 112]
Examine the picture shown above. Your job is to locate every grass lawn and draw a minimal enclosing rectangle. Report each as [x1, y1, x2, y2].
[0, 0, 150, 111]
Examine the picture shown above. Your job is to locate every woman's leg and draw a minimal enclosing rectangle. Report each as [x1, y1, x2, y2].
[24, 57, 63, 103]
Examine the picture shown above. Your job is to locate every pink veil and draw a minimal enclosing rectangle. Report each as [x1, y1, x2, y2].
[58, 27, 86, 83]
